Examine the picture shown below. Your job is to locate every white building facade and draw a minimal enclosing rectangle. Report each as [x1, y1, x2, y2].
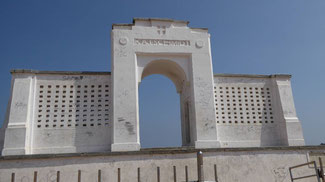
[0, 18, 305, 156]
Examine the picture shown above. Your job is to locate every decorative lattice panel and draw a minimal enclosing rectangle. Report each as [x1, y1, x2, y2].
[36, 82, 110, 129]
[214, 85, 274, 125]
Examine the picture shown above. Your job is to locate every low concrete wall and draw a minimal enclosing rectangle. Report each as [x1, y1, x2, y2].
[0, 146, 324, 182]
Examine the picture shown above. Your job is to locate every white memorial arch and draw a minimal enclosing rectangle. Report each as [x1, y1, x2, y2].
[111, 19, 220, 151]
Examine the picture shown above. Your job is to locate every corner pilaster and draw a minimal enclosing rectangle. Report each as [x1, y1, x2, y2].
[2, 73, 36, 155]
[272, 75, 305, 146]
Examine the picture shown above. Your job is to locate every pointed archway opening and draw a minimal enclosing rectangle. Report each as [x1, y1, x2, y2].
[139, 74, 182, 148]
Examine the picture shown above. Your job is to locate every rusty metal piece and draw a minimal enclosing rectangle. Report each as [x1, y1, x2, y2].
[34, 171, 37, 182]
[214, 164, 218, 182]
[78, 170, 81, 182]
[118, 168, 121, 182]
[157, 167, 160, 182]
[173, 166, 177, 182]
[98, 169, 101, 182]
[185, 166, 188, 182]
[289, 161, 321, 182]
[319, 157, 325, 181]
[197, 151, 204, 182]
[56, 171, 60, 182]
[11, 173, 15, 182]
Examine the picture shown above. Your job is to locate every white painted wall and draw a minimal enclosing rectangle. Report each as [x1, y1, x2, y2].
[1, 71, 112, 155]
[213, 74, 305, 147]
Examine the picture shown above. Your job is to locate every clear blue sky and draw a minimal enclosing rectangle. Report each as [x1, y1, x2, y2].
[0, 0, 324, 147]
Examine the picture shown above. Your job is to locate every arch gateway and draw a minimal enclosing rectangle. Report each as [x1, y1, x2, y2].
[0, 18, 305, 155]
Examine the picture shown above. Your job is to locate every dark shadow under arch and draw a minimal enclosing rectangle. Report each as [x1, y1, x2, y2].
[141, 60, 187, 93]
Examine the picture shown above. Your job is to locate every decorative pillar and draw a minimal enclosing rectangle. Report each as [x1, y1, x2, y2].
[191, 52, 220, 148]
[110, 30, 140, 152]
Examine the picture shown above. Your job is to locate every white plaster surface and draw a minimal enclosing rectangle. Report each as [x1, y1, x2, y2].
[1, 72, 112, 155]
[213, 75, 305, 148]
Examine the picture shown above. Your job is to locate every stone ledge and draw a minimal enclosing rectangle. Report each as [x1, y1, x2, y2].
[1, 145, 324, 161]
[111, 17, 210, 31]
[10, 69, 111, 75]
[133, 17, 189, 25]
[9, 70, 291, 78]
[112, 17, 189, 29]
[214, 73, 292, 78]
